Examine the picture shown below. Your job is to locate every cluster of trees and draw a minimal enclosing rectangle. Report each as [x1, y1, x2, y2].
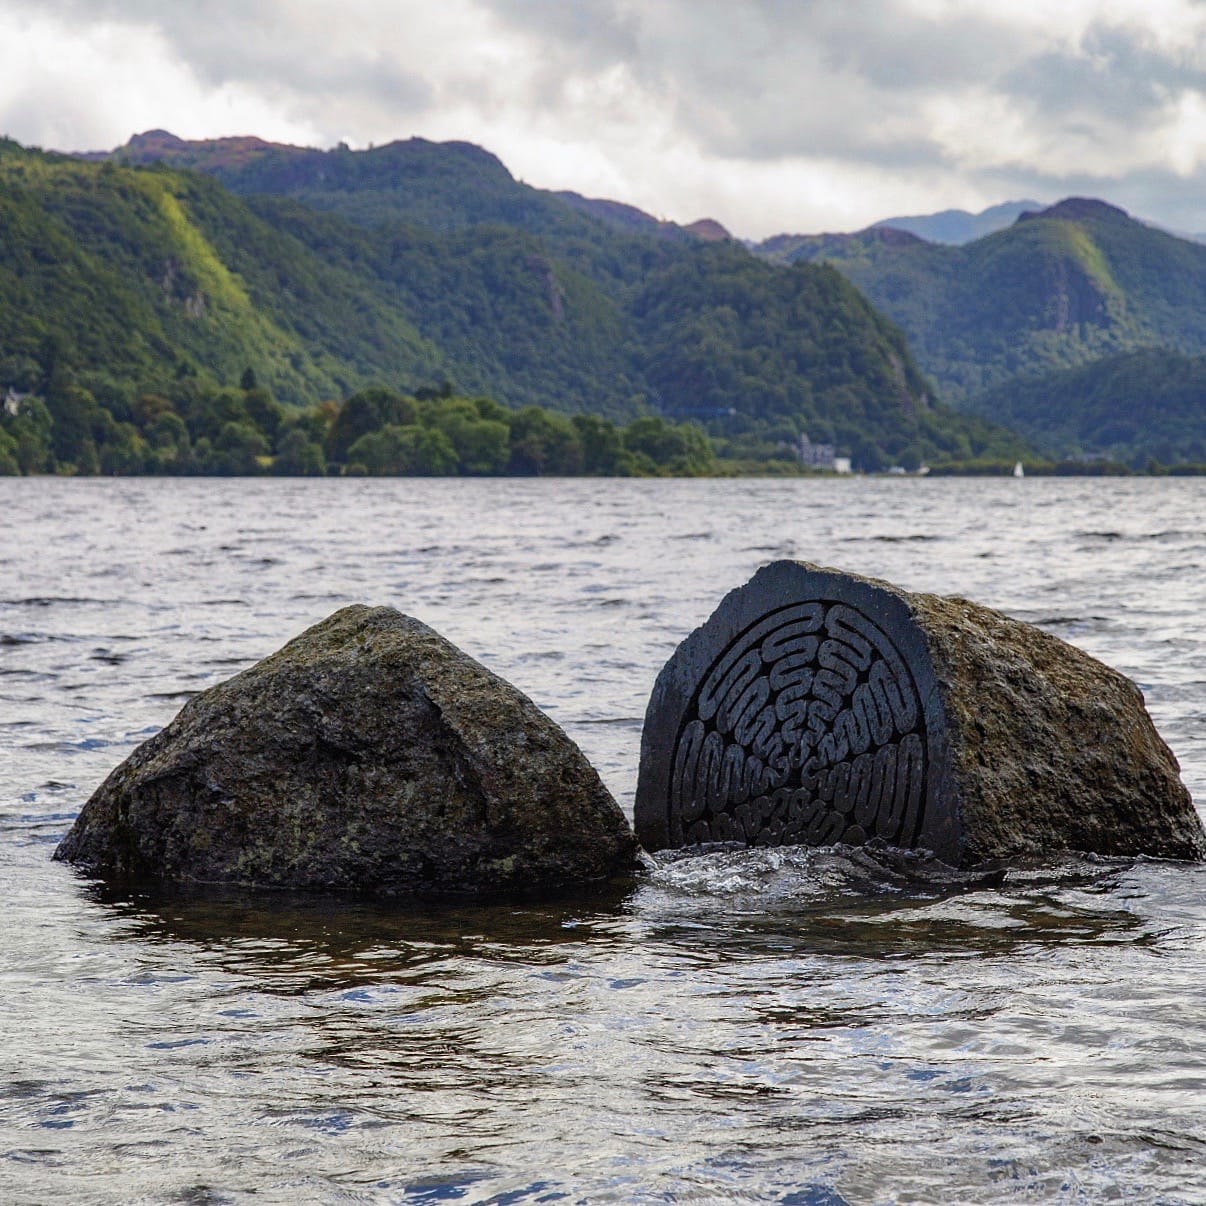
[327, 384, 715, 476]
[0, 371, 717, 477]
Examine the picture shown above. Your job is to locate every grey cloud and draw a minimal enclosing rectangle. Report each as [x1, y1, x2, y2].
[17, 0, 1203, 167]
[6, 0, 1206, 233]
[487, 0, 641, 68]
[481, 0, 1035, 152]
[481, 0, 1206, 170]
[5, 0, 434, 137]
[1001, 22, 1206, 127]
[802, 8, 1032, 92]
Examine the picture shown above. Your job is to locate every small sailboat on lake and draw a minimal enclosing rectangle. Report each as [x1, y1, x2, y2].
[1013, 461, 1025, 478]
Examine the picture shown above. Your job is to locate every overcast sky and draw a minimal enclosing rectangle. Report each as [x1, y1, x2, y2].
[2, 0, 1206, 238]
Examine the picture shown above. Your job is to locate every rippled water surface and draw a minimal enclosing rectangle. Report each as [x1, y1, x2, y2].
[2, 477, 1204, 1204]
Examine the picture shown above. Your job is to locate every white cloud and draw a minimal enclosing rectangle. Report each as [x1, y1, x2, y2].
[0, 9, 322, 149]
[2, 0, 1206, 235]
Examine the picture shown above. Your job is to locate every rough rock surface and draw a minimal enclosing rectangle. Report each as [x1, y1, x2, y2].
[635, 561, 1205, 865]
[55, 606, 639, 896]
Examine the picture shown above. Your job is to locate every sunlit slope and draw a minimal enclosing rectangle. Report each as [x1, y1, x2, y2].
[0, 141, 441, 403]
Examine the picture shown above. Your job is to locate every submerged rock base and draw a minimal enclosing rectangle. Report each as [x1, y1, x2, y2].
[55, 606, 639, 897]
[634, 561, 1205, 865]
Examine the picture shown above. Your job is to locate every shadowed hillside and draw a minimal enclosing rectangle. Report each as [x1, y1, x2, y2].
[755, 199, 1206, 412]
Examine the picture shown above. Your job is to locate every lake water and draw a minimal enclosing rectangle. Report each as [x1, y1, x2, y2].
[1, 476, 1204, 1204]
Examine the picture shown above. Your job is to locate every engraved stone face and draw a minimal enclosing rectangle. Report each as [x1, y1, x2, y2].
[636, 562, 958, 860]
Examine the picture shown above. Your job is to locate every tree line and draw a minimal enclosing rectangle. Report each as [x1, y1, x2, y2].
[0, 369, 717, 477]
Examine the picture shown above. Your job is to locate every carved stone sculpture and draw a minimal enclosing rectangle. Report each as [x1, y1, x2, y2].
[635, 562, 1205, 865]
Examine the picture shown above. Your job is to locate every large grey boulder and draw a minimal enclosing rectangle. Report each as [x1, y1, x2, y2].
[635, 561, 1205, 865]
[55, 606, 638, 896]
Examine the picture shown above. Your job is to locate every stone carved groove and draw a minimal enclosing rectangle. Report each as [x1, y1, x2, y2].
[638, 560, 1205, 865]
[665, 600, 928, 849]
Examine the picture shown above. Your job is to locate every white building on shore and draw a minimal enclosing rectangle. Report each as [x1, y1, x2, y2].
[796, 433, 852, 473]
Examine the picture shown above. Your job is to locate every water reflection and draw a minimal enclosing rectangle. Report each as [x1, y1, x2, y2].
[83, 844, 1155, 978]
[86, 880, 635, 989]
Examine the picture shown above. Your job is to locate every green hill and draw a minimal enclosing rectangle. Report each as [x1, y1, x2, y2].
[967, 349, 1206, 467]
[100, 129, 697, 247]
[1, 135, 1026, 473]
[757, 199, 1206, 408]
[0, 138, 441, 405]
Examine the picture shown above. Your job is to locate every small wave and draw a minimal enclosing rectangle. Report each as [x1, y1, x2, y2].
[22, 737, 112, 753]
[0, 597, 109, 607]
[1, 809, 78, 825]
[568, 534, 619, 548]
[1140, 529, 1196, 542]
[573, 716, 644, 726]
[648, 842, 1006, 903]
[864, 534, 941, 543]
[1029, 615, 1113, 634]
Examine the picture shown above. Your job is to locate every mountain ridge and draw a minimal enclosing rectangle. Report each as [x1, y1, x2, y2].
[1, 135, 1024, 471]
[870, 199, 1044, 245]
[752, 197, 1206, 428]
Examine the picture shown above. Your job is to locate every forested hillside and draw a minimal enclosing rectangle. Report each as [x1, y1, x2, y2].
[966, 349, 1206, 467]
[0, 138, 441, 405]
[757, 199, 1206, 411]
[1, 135, 1028, 473]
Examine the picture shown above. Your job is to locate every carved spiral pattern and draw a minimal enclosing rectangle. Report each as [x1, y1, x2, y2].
[668, 602, 928, 848]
